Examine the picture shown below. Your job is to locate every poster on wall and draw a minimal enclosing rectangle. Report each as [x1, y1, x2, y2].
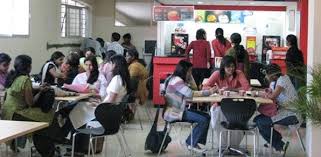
[171, 33, 188, 56]
[153, 6, 194, 21]
[194, 10, 253, 23]
[246, 36, 257, 62]
[262, 35, 281, 63]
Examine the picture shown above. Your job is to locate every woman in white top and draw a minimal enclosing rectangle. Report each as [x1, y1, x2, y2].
[254, 63, 299, 154]
[73, 55, 107, 98]
[68, 56, 107, 129]
[103, 54, 130, 103]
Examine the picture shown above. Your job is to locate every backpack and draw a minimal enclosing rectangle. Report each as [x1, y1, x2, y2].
[144, 107, 171, 153]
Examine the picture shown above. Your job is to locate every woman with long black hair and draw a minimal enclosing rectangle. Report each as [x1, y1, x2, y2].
[285, 34, 305, 89]
[2, 55, 61, 156]
[103, 54, 130, 103]
[225, 33, 250, 79]
[40, 51, 65, 85]
[211, 28, 231, 60]
[185, 28, 211, 88]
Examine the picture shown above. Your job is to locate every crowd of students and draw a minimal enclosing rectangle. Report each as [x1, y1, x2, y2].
[163, 29, 305, 155]
[0, 30, 306, 156]
[0, 32, 149, 156]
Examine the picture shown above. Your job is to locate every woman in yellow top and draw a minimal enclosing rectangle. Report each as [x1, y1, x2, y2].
[125, 49, 148, 104]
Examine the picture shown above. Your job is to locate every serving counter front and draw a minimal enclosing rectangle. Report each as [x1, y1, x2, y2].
[153, 56, 185, 105]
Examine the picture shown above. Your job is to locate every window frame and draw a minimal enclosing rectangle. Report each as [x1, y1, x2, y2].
[60, 0, 88, 38]
[0, 0, 30, 38]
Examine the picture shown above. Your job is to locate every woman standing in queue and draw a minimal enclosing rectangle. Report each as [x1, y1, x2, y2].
[185, 28, 211, 89]
[225, 33, 250, 79]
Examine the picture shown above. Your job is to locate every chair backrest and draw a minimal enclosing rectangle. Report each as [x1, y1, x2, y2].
[95, 103, 124, 135]
[220, 98, 257, 129]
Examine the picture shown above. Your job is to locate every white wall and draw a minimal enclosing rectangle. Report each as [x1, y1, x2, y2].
[92, 0, 157, 67]
[307, 0, 321, 156]
[0, 0, 86, 73]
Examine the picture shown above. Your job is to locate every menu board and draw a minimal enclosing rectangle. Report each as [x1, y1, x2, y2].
[195, 10, 253, 24]
[153, 6, 194, 21]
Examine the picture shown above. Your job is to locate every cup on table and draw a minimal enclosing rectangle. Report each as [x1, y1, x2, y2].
[223, 91, 230, 97]
[239, 90, 245, 96]
[218, 89, 224, 95]
[251, 90, 259, 97]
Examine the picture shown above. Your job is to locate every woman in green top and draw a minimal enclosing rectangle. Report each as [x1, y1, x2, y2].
[2, 55, 58, 157]
[225, 33, 250, 79]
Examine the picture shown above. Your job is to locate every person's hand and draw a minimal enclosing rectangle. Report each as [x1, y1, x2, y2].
[207, 62, 211, 69]
[209, 86, 218, 94]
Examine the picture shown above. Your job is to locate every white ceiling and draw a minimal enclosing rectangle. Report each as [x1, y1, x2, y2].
[156, 0, 297, 6]
[116, 0, 153, 25]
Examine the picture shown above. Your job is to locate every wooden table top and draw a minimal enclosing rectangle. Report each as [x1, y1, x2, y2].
[55, 93, 94, 101]
[191, 94, 273, 104]
[0, 120, 48, 143]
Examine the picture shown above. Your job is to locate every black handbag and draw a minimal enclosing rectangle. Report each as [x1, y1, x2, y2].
[144, 107, 171, 153]
[35, 88, 55, 113]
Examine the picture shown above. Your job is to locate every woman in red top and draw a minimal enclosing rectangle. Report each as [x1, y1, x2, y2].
[185, 28, 211, 88]
[211, 28, 231, 60]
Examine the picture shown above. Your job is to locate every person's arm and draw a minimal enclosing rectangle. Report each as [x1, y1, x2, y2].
[206, 41, 211, 68]
[24, 80, 34, 107]
[49, 67, 65, 79]
[237, 71, 251, 91]
[212, 40, 221, 57]
[104, 91, 118, 103]
[267, 85, 283, 100]
[185, 41, 193, 60]
[202, 71, 219, 90]
[243, 50, 250, 79]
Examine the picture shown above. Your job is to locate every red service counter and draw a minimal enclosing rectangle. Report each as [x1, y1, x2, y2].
[153, 57, 185, 105]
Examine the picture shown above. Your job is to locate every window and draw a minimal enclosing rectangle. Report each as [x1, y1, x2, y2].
[0, 0, 29, 36]
[61, 0, 88, 37]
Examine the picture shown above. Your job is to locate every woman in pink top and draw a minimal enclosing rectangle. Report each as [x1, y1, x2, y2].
[203, 55, 250, 149]
[211, 28, 231, 58]
[203, 55, 250, 91]
[185, 28, 211, 88]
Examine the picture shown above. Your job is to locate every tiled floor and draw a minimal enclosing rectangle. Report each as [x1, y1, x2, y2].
[0, 102, 307, 157]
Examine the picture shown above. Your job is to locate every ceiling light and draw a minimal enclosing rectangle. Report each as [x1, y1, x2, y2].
[197, 1, 204, 5]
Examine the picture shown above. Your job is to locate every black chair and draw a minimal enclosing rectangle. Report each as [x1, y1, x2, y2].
[71, 103, 131, 157]
[219, 98, 257, 157]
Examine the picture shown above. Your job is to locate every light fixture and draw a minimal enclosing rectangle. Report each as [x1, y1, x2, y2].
[197, 1, 204, 5]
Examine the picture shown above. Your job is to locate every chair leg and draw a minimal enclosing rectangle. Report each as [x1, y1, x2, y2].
[120, 127, 132, 157]
[89, 138, 95, 157]
[71, 132, 79, 157]
[253, 131, 257, 157]
[218, 131, 223, 157]
[211, 127, 214, 149]
[104, 136, 108, 156]
[157, 124, 171, 157]
[190, 124, 193, 156]
[116, 133, 127, 157]
[270, 126, 273, 157]
[296, 129, 306, 152]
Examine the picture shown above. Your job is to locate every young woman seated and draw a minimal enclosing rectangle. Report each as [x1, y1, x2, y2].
[164, 60, 215, 153]
[79, 47, 103, 71]
[2, 55, 62, 156]
[102, 54, 130, 104]
[67, 56, 108, 129]
[39, 51, 65, 85]
[59, 52, 80, 85]
[0, 53, 11, 90]
[202, 55, 250, 149]
[99, 50, 116, 86]
[254, 63, 299, 154]
[125, 49, 149, 104]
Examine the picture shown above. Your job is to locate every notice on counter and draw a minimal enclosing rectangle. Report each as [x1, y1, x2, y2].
[153, 6, 194, 21]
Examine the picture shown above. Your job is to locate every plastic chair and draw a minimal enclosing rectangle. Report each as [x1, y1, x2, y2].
[219, 98, 258, 157]
[71, 103, 131, 157]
